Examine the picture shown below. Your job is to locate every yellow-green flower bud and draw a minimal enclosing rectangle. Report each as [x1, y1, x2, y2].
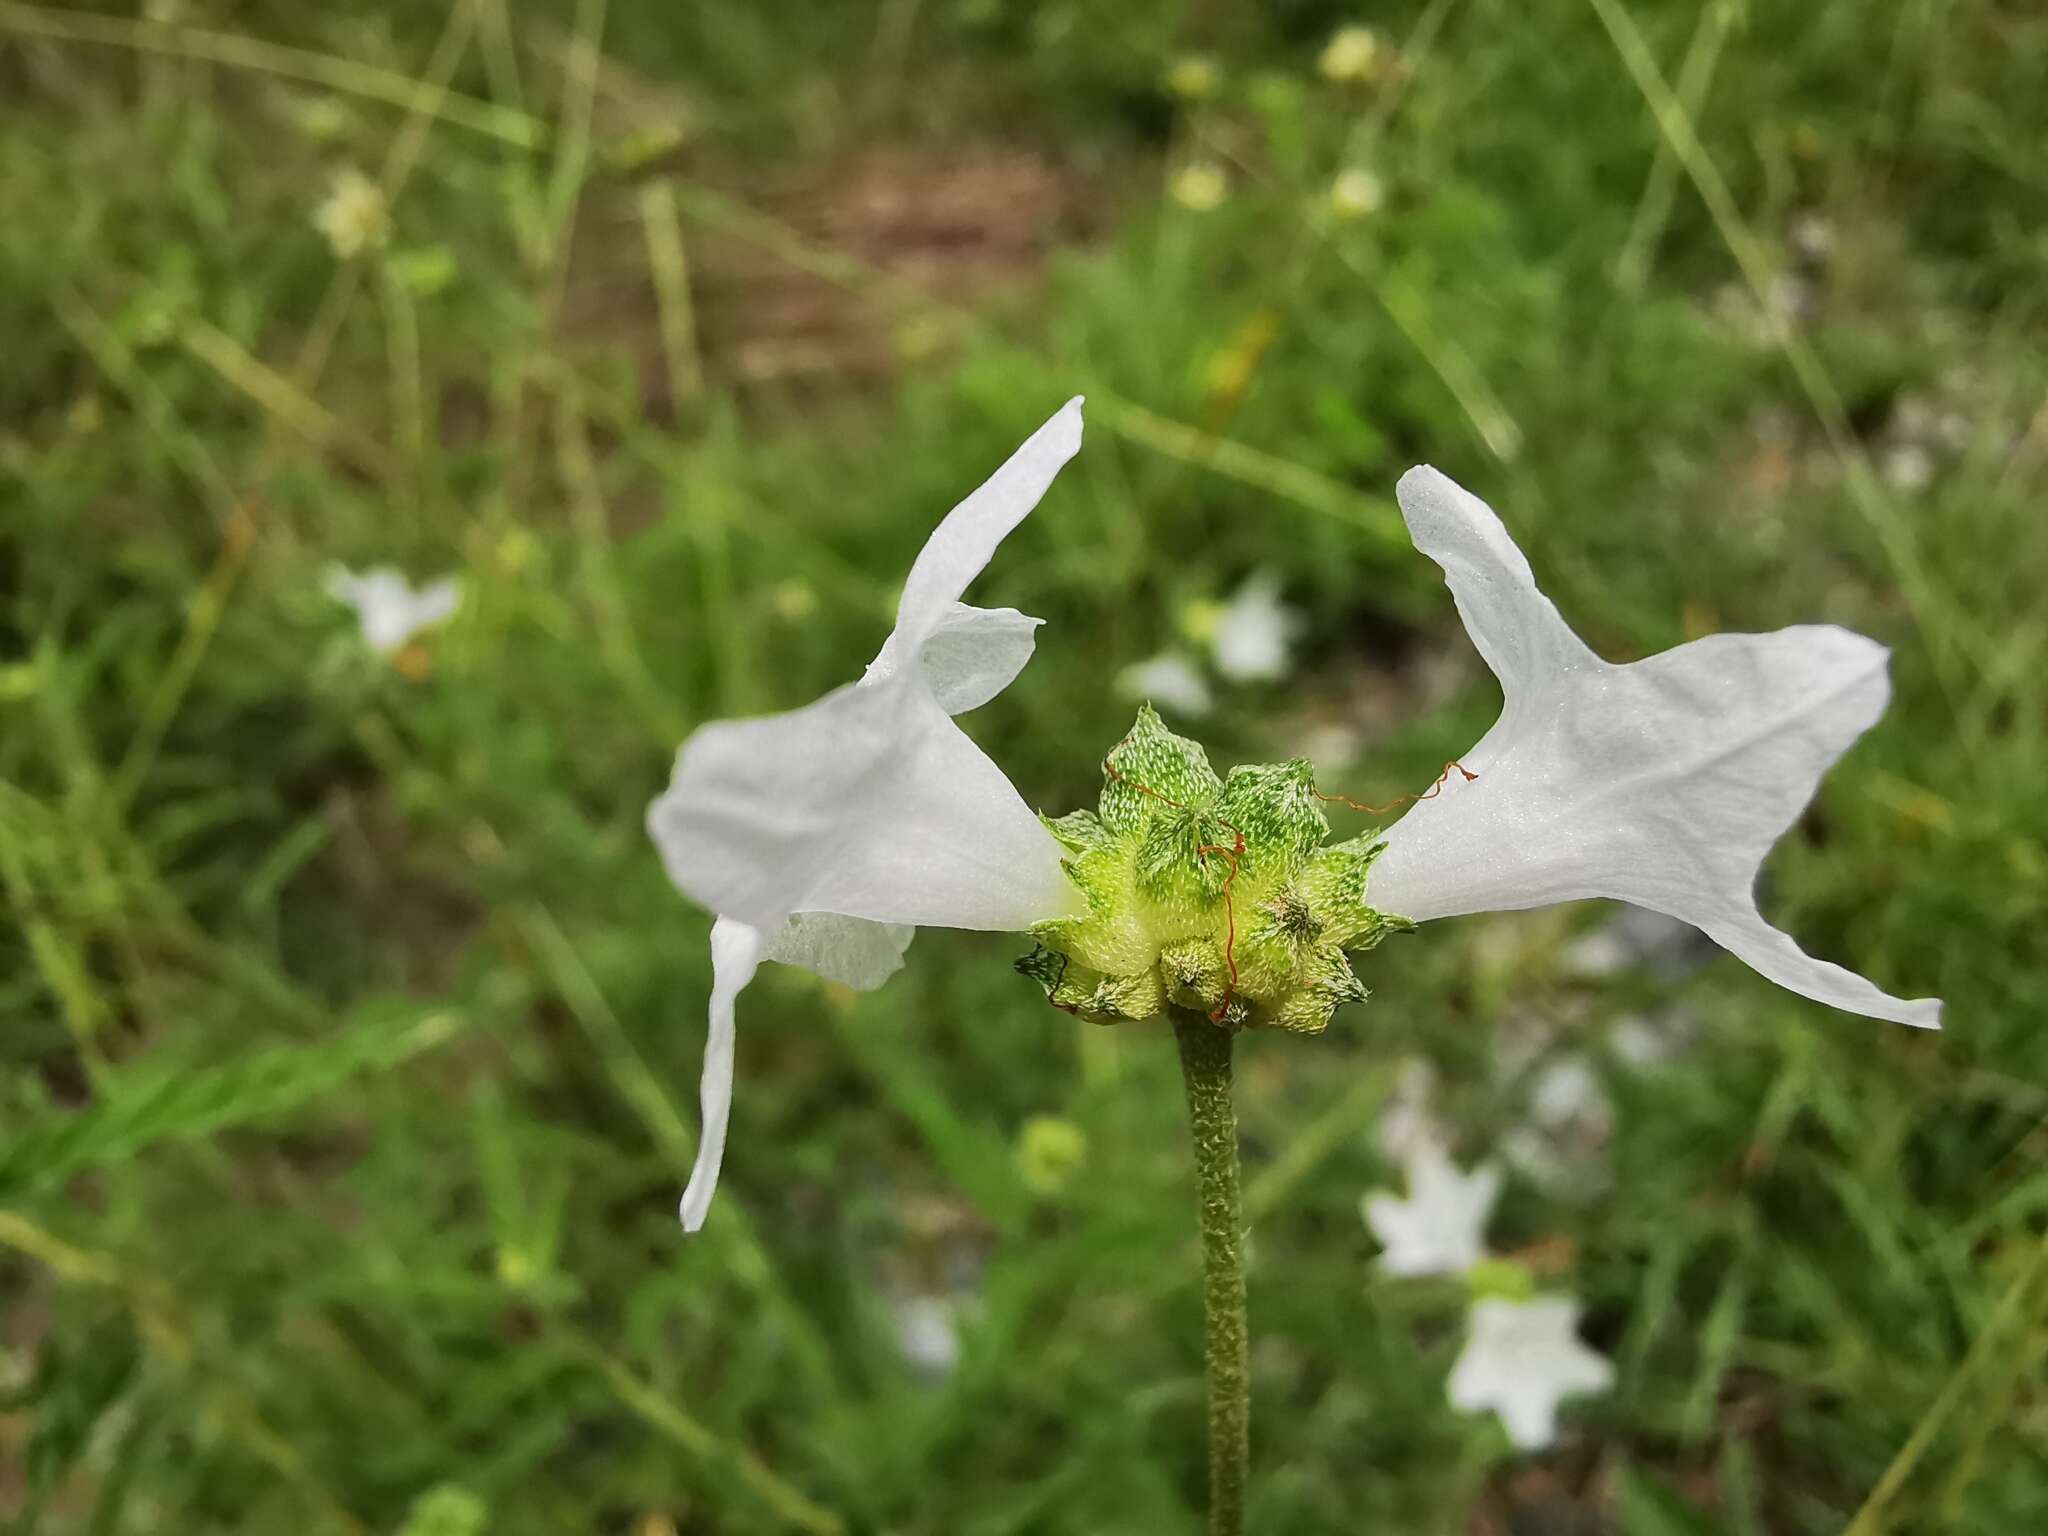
[1465, 1256, 1539, 1303]
[1016, 1115, 1089, 1196]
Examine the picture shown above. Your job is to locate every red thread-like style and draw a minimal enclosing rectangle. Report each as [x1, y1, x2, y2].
[1314, 760, 1477, 817]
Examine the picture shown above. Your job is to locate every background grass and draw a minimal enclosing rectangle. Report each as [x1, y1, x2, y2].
[3, 0, 2046, 1531]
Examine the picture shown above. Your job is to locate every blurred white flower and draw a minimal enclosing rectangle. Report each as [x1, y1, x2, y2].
[1527, 1055, 1605, 1132]
[1497, 1006, 1695, 1186]
[313, 165, 389, 259]
[1711, 276, 1812, 347]
[1765, 273, 1814, 328]
[1375, 1058, 1442, 1160]
[1328, 167, 1386, 220]
[1560, 905, 1711, 981]
[1449, 1295, 1613, 1449]
[1789, 212, 1835, 266]
[1497, 1127, 1561, 1185]
[1211, 570, 1301, 682]
[1499, 1053, 1612, 1186]
[1117, 651, 1213, 718]
[1319, 25, 1383, 84]
[647, 401, 1087, 1230]
[1882, 441, 1935, 494]
[1612, 1008, 1694, 1067]
[1363, 1139, 1500, 1277]
[893, 1294, 961, 1378]
[1170, 162, 1228, 213]
[324, 566, 460, 654]
[1363, 468, 1942, 1029]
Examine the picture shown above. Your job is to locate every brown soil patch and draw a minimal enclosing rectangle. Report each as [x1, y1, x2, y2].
[559, 143, 1097, 417]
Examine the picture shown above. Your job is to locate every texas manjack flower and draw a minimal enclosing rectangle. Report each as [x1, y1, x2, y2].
[648, 400, 1088, 1229]
[647, 405, 1942, 1230]
[1364, 468, 1941, 1031]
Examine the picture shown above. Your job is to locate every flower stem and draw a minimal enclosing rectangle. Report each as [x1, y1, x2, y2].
[1173, 1009, 1248, 1535]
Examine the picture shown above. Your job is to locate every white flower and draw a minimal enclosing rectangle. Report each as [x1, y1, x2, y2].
[1117, 651, 1213, 718]
[892, 1294, 962, 1378]
[1526, 1054, 1605, 1130]
[1211, 570, 1301, 682]
[1450, 1295, 1614, 1449]
[1364, 469, 1942, 1029]
[1882, 441, 1935, 494]
[1363, 1138, 1500, 1277]
[324, 566, 461, 653]
[1375, 1057, 1442, 1160]
[1560, 905, 1710, 981]
[647, 401, 1087, 1230]
[1499, 1052, 1611, 1185]
[1612, 1007, 1694, 1067]
[313, 165, 389, 259]
[1789, 212, 1836, 265]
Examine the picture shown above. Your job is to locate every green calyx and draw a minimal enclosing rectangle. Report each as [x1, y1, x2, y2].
[1017, 705, 1412, 1033]
[1464, 1256, 1538, 1302]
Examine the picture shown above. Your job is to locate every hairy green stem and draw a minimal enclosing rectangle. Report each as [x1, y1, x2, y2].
[1174, 1010, 1248, 1535]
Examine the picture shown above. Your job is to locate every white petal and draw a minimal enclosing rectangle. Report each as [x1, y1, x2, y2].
[893, 1294, 962, 1378]
[680, 917, 764, 1232]
[1368, 468, 1941, 1029]
[409, 575, 462, 630]
[1389, 470, 1596, 723]
[1116, 651, 1215, 718]
[325, 564, 460, 653]
[678, 913, 907, 1232]
[322, 563, 371, 604]
[1375, 1058, 1443, 1160]
[649, 402, 1085, 941]
[1212, 570, 1301, 682]
[1362, 1141, 1500, 1278]
[870, 603, 1045, 716]
[1495, 1393, 1560, 1452]
[1448, 1296, 1613, 1451]
[648, 673, 1076, 935]
[1527, 1056, 1606, 1131]
[760, 911, 914, 990]
[892, 398, 1084, 649]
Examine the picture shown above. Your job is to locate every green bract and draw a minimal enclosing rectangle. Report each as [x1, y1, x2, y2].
[1017, 706, 1411, 1032]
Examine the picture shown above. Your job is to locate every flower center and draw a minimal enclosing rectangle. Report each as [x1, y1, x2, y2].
[1015, 705, 1414, 1033]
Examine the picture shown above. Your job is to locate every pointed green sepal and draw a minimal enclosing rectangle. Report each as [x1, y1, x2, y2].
[1042, 807, 1111, 857]
[1214, 758, 1328, 885]
[1302, 833, 1412, 950]
[1100, 704, 1220, 835]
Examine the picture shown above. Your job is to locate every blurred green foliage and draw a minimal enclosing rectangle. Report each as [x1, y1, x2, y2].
[2, 0, 2046, 1531]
